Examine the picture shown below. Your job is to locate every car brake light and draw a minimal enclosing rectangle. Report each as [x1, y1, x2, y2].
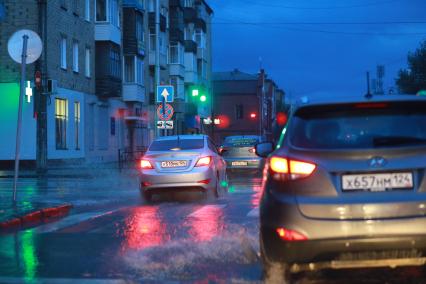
[269, 156, 316, 180]
[140, 159, 153, 169]
[195, 156, 212, 167]
[276, 228, 307, 241]
[197, 179, 211, 184]
[248, 148, 256, 153]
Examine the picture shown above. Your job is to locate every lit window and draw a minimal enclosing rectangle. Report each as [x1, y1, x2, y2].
[74, 102, 80, 150]
[124, 56, 135, 83]
[55, 98, 68, 149]
[73, 41, 79, 73]
[60, 37, 67, 69]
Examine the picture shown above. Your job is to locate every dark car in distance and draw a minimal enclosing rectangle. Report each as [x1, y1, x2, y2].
[220, 135, 264, 173]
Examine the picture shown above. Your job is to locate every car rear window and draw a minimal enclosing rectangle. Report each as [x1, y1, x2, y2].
[149, 139, 204, 151]
[223, 136, 260, 147]
[290, 102, 426, 149]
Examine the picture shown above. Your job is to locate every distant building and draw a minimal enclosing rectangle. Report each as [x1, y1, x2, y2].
[212, 69, 285, 144]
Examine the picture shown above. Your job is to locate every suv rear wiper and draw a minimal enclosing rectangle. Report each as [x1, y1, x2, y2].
[373, 136, 426, 147]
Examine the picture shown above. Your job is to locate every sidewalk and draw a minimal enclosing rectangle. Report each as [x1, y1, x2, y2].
[0, 164, 139, 231]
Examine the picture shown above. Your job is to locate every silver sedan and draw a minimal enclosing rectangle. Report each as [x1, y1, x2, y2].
[139, 135, 228, 201]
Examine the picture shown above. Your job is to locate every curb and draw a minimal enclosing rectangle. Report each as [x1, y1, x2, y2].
[0, 204, 73, 231]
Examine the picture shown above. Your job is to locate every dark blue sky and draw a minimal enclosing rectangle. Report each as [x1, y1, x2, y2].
[209, 0, 426, 98]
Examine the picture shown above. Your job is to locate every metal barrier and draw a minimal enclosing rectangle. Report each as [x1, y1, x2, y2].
[118, 147, 147, 170]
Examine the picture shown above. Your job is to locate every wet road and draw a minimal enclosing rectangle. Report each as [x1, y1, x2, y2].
[1, 174, 426, 283]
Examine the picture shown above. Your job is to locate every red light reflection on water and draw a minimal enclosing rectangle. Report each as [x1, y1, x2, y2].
[186, 205, 225, 242]
[123, 206, 168, 250]
[251, 185, 262, 208]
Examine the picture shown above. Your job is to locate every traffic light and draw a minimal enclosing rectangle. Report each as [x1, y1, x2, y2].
[190, 87, 208, 103]
[250, 112, 257, 119]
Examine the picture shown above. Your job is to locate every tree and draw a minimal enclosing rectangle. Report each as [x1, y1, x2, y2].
[396, 40, 426, 94]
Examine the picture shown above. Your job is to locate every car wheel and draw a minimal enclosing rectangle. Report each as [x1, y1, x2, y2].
[140, 189, 152, 203]
[260, 232, 291, 283]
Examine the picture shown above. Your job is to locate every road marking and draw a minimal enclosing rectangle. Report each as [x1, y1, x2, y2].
[247, 207, 259, 218]
[188, 204, 227, 218]
[35, 211, 113, 233]
[0, 277, 127, 284]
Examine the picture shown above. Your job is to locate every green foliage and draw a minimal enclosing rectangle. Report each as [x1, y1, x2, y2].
[396, 40, 426, 94]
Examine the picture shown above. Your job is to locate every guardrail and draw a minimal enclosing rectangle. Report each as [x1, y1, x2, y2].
[118, 148, 147, 170]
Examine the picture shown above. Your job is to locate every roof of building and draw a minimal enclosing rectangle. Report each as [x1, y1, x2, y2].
[213, 69, 258, 81]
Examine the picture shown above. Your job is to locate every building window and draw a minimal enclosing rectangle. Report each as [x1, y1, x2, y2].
[148, 0, 154, 12]
[96, 0, 106, 21]
[184, 0, 193, 8]
[74, 102, 80, 150]
[73, 0, 80, 16]
[149, 28, 156, 51]
[236, 104, 244, 120]
[184, 27, 194, 41]
[136, 13, 144, 46]
[137, 57, 144, 85]
[73, 41, 79, 73]
[110, 117, 116, 136]
[124, 56, 135, 83]
[195, 29, 205, 49]
[85, 0, 90, 21]
[110, 0, 119, 27]
[169, 43, 184, 64]
[85, 48, 91, 77]
[55, 98, 68, 149]
[109, 48, 121, 78]
[60, 37, 67, 69]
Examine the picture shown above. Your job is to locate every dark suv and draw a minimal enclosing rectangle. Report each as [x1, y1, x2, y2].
[256, 94, 426, 282]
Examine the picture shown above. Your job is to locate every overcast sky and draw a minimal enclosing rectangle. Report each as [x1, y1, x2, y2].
[209, 0, 426, 98]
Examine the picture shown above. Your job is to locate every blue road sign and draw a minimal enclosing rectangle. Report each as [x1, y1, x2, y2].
[156, 85, 174, 103]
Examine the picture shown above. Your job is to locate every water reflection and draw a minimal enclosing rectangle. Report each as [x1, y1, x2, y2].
[186, 205, 224, 242]
[122, 206, 168, 250]
[251, 184, 262, 208]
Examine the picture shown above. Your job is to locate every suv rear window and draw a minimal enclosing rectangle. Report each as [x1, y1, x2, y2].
[149, 139, 204, 151]
[290, 102, 426, 149]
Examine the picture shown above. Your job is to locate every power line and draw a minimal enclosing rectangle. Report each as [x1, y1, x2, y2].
[240, 0, 402, 10]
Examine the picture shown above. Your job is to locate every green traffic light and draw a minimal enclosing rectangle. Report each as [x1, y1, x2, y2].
[200, 95, 207, 102]
[192, 89, 199, 97]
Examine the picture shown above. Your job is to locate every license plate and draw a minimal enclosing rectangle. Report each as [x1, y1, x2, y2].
[161, 160, 187, 168]
[342, 172, 413, 191]
[231, 161, 248, 166]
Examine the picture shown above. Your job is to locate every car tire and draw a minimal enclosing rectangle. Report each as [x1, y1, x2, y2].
[260, 232, 291, 283]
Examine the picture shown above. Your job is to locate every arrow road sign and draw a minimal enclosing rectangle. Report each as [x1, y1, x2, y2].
[157, 85, 174, 103]
[157, 103, 174, 121]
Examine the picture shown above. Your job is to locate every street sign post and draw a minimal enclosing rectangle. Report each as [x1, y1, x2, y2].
[7, 29, 42, 202]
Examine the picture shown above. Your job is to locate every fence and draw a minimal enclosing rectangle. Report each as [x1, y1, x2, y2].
[118, 147, 147, 170]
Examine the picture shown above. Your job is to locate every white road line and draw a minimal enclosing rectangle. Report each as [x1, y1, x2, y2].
[35, 210, 114, 233]
[247, 207, 259, 218]
[188, 204, 227, 218]
[0, 277, 127, 284]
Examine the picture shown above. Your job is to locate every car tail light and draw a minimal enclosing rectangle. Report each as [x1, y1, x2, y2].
[276, 228, 308, 241]
[195, 156, 212, 167]
[197, 179, 211, 184]
[269, 156, 316, 180]
[140, 159, 153, 169]
[248, 147, 256, 153]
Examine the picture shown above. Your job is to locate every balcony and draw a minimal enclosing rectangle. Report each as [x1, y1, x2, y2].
[197, 47, 207, 61]
[123, 83, 146, 103]
[184, 40, 197, 53]
[96, 76, 122, 98]
[169, 63, 185, 77]
[148, 51, 168, 67]
[183, 7, 197, 23]
[122, 0, 145, 11]
[170, 0, 184, 7]
[148, 13, 167, 32]
[95, 23, 121, 45]
[185, 70, 198, 84]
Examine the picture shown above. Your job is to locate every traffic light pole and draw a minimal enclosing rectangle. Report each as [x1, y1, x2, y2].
[154, 0, 160, 138]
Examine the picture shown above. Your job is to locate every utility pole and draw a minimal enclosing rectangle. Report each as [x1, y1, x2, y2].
[259, 69, 265, 139]
[36, 0, 48, 174]
[154, 0, 160, 138]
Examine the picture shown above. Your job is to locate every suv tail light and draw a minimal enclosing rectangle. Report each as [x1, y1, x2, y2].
[270, 156, 316, 180]
[140, 159, 154, 169]
[195, 156, 212, 167]
[248, 147, 256, 153]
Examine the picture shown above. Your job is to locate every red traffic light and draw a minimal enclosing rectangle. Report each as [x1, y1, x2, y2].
[35, 71, 42, 89]
[250, 112, 257, 119]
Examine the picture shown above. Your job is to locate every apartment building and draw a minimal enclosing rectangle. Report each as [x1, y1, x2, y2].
[0, 0, 213, 167]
